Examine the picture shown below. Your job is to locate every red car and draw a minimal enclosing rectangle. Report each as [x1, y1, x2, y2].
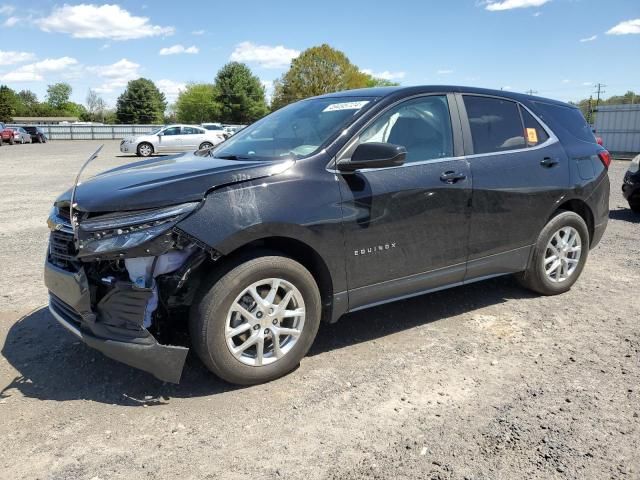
[1, 126, 31, 145]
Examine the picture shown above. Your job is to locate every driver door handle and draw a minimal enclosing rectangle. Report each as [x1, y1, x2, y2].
[440, 171, 467, 184]
[540, 157, 559, 168]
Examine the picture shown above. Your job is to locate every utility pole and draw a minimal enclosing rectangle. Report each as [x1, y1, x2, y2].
[525, 89, 538, 96]
[594, 83, 606, 108]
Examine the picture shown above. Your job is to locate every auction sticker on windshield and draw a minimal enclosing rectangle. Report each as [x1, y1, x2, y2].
[323, 101, 370, 112]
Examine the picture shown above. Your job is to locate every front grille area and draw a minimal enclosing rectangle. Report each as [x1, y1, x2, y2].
[49, 230, 77, 270]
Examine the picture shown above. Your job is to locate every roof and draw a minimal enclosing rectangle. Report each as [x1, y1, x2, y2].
[315, 85, 572, 108]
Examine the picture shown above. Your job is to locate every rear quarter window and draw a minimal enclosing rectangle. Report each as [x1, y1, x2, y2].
[532, 102, 595, 143]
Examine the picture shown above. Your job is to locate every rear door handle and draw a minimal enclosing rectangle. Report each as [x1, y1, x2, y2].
[540, 157, 559, 168]
[440, 171, 467, 184]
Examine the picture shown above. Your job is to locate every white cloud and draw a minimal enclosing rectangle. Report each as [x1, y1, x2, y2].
[36, 4, 174, 40]
[0, 50, 35, 66]
[562, 79, 570, 83]
[159, 44, 199, 56]
[362, 69, 406, 81]
[0, 4, 14, 15]
[532, 11, 542, 17]
[579, 35, 597, 42]
[88, 58, 141, 92]
[191, 29, 205, 35]
[3, 15, 18, 26]
[483, 0, 550, 11]
[502, 85, 513, 90]
[437, 69, 454, 75]
[156, 79, 185, 102]
[582, 81, 592, 86]
[0, 56, 78, 82]
[230, 41, 300, 68]
[606, 18, 640, 35]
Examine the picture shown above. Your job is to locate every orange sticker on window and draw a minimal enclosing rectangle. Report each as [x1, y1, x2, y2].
[526, 128, 538, 144]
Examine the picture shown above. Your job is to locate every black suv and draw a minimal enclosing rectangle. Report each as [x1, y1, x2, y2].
[45, 86, 610, 384]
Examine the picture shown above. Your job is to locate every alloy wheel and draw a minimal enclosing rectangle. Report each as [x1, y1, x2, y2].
[543, 226, 582, 283]
[139, 144, 152, 156]
[225, 278, 306, 367]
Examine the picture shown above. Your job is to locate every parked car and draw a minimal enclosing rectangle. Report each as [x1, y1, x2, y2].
[119, 124, 226, 157]
[1, 126, 32, 144]
[622, 153, 640, 213]
[202, 123, 230, 140]
[0, 122, 4, 147]
[45, 86, 610, 385]
[21, 126, 47, 143]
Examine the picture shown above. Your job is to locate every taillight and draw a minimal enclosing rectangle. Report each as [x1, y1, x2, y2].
[596, 136, 603, 146]
[598, 150, 611, 169]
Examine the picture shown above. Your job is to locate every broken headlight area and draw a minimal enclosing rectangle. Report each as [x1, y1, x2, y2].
[47, 201, 213, 344]
[76, 202, 199, 259]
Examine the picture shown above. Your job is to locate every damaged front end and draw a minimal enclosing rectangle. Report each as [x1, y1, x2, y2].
[45, 200, 214, 383]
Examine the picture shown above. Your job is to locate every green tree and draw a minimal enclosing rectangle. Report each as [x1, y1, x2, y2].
[15, 90, 39, 116]
[46, 82, 72, 110]
[175, 83, 221, 123]
[116, 78, 166, 124]
[271, 44, 370, 110]
[0, 85, 18, 122]
[365, 75, 400, 87]
[214, 62, 268, 123]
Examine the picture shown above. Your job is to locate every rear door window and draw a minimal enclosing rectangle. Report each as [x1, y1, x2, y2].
[463, 96, 526, 154]
[520, 106, 549, 147]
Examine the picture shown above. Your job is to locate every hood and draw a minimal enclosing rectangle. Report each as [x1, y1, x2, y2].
[56, 152, 294, 212]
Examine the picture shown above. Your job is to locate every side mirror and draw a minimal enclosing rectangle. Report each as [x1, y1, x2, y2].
[337, 142, 406, 172]
[157, 132, 164, 137]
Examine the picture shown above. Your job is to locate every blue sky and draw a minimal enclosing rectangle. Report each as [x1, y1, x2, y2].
[0, 0, 638, 108]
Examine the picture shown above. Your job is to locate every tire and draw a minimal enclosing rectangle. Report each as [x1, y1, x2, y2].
[190, 254, 322, 385]
[630, 202, 640, 214]
[137, 142, 153, 157]
[516, 210, 589, 295]
[9, 137, 14, 145]
[199, 141, 213, 150]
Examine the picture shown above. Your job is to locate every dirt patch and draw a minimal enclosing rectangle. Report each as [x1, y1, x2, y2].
[0, 142, 638, 479]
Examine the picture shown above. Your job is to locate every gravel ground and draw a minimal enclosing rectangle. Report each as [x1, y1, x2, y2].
[0, 141, 638, 480]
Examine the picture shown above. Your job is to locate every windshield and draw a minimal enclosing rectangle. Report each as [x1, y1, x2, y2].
[211, 97, 375, 160]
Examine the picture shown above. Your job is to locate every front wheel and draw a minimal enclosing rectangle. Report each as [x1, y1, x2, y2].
[199, 141, 213, 150]
[137, 142, 153, 157]
[516, 210, 589, 295]
[190, 254, 321, 385]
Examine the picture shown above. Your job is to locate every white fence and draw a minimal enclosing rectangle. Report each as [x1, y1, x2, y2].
[7, 124, 162, 141]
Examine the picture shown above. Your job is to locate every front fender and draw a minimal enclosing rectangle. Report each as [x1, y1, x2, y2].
[175, 170, 347, 293]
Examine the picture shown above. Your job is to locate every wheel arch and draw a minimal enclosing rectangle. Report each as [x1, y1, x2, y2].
[205, 235, 336, 323]
[551, 199, 595, 247]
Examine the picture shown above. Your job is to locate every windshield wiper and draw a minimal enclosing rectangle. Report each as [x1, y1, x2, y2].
[213, 154, 253, 160]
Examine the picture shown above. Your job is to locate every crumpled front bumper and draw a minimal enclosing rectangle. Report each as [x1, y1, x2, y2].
[45, 260, 188, 384]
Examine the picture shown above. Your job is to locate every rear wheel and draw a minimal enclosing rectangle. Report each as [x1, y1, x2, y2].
[516, 210, 589, 295]
[137, 142, 153, 157]
[190, 254, 321, 385]
[9, 137, 14, 145]
[630, 202, 640, 214]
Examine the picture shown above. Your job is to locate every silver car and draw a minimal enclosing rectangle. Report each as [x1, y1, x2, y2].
[8, 127, 32, 144]
[120, 124, 226, 157]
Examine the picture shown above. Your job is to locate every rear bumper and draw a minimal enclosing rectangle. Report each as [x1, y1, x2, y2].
[45, 261, 188, 383]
